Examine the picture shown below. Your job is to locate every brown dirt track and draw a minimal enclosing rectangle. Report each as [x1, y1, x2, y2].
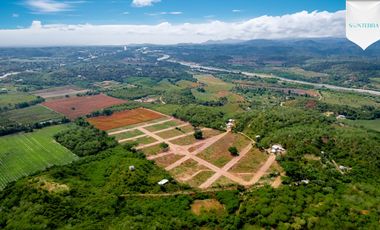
[42, 94, 126, 120]
[87, 108, 165, 131]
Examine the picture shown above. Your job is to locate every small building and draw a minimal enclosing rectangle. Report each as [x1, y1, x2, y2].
[158, 179, 169, 186]
[226, 119, 235, 129]
[336, 115, 347, 120]
[129, 166, 135, 171]
[271, 144, 286, 154]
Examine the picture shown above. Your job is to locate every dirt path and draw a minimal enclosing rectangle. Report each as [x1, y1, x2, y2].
[247, 154, 276, 185]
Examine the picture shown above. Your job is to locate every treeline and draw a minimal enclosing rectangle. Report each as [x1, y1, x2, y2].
[54, 119, 117, 157]
[173, 105, 226, 130]
[0, 117, 69, 137]
[0, 96, 45, 112]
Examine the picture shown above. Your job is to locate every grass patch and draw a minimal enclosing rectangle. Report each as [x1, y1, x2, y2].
[229, 148, 268, 174]
[344, 119, 380, 132]
[320, 91, 379, 108]
[170, 129, 223, 146]
[112, 129, 145, 141]
[0, 92, 37, 108]
[187, 171, 215, 187]
[0, 125, 78, 190]
[3, 105, 63, 124]
[145, 120, 184, 132]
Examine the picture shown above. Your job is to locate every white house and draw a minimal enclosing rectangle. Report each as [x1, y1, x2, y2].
[158, 179, 169, 186]
[271, 144, 285, 154]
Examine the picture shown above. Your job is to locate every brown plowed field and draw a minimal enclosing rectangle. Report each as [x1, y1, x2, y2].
[87, 108, 165, 130]
[42, 94, 126, 119]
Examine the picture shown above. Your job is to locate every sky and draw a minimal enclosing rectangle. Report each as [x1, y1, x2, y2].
[0, 0, 347, 46]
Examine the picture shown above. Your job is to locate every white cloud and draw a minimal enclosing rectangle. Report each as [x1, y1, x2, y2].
[0, 10, 345, 47]
[25, 0, 72, 13]
[232, 9, 242, 13]
[132, 0, 160, 7]
[12, 13, 20, 18]
[146, 11, 183, 16]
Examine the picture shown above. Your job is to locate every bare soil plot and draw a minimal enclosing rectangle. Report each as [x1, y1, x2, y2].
[144, 120, 184, 132]
[107, 117, 169, 133]
[191, 199, 225, 216]
[154, 154, 184, 168]
[43, 94, 126, 119]
[197, 133, 251, 168]
[33, 86, 89, 99]
[170, 129, 223, 146]
[88, 108, 165, 131]
[111, 129, 144, 141]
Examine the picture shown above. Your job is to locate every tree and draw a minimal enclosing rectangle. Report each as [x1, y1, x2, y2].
[160, 142, 169, 152]
[228, 146, 239, 156]
[194, 129, 203, 140]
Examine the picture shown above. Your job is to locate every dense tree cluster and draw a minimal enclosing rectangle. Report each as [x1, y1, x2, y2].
[173, 105, 226, 130]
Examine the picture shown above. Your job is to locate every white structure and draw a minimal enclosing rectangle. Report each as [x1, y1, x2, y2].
[271, 144, 285, 154]
[129, 166, 135, 171]
[158, 179, 169, 186]
[336, 115, 347, 120]
[226, 119, 235, 129]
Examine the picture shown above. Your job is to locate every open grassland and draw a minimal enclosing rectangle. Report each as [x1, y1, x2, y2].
[344, 119, 380, 132]
[198, 133, 251, 167]
[43, 94, 126, 120]
[0, 92, 37, 107]
[0, 125, 78, 190]
[3, 105, 63, 124]
[33, 86, 89, 99]
[88, 108, 165, 131]
[320, 91, 380, 108]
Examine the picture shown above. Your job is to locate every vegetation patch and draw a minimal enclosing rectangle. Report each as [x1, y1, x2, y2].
[111, 129, 145, 141]
[3, 105, 63, 124]
[145, 120, 184, 132]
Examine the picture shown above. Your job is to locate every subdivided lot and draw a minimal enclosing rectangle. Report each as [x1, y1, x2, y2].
[0, 125, 78, 190]
[197, 133, 251, 167]
[107, 117, 169, 133]
[170, 129, 223, 146]
[155, 125, 195, 139]
[3, 105, 63, 124]
[43, 94, 126, 120]
[33, 86, 89, 99]
[123, 136, 158, 146]
[144, 120, 185, 132]
[229, 148, 269, 181]
[111, 129, 144, 141]
[88, 108, 165, 131]
[154, 154, 184, 168]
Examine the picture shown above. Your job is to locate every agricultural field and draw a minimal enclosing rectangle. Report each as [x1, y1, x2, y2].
[320, 91, 380, 108]
[3, 105, 63, 124]
[42, 94, 126, 119]
[33, 86, 89, 99]
[0, 92, 38, 108]
[88, 108, 165, 131]
[0, 125, 78, 190]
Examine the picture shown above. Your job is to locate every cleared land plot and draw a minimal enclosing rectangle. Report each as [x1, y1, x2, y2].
[169, 159, 208, 181]
[111, 129, 144, 141]
[88, 108, 165, 131]
[191, 199, 225, 216]
[144, 120, 184, 132]
[43, 94, 126, 120]
[33, 86, 89, 99]
[0, 125, 78, 190]
[197, 133, 251, 167]
[187, 171, 215, 188]
[141, 144, 164, 156]
[211, 176, 236, 188]
[3, 105, 63, 124]
[170, 129, 223, 146]
[156, 125, 194, 139]
[229, 148, 269, 181]
[107, 117, 169, 133]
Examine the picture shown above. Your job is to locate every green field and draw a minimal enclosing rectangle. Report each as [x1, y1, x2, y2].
[3, 105, 63, 124]
[0, 92, 37, 108]
[320, 91, 380, 108]
[344, 119, 380, 132]
[0, 125, 78, 190]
